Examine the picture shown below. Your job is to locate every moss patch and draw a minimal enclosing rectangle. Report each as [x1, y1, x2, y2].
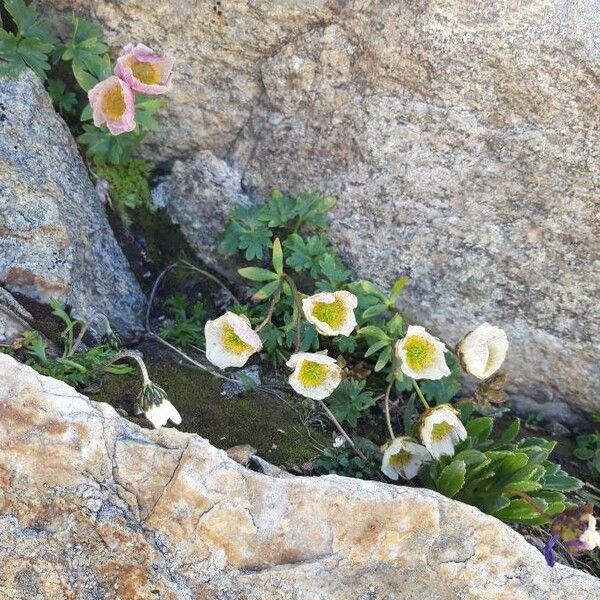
[92, 340, 326, 466]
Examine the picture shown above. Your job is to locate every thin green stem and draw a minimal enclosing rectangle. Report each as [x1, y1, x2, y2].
[284, 274, 303, 353]
[383, 378, 395, 440]
[412, 378, 430, 410]
[255, 285, 281, 333]
[317, 399, 368, 462]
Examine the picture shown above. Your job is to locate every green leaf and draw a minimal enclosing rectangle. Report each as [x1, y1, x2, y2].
[361, 303, 387, 320]
[272, 238, 284, 275]
[318, 253, 351, 288]
[364, 339, 390, 358]
[496, 417, 520, 446]
[72, 61, 98, 91]
[5, 0, 57, 45]
[466, 417, 494, 444]
[238, 267, 279, 282]
[357, 326, 389, 341]
[419, 353, 461, 404]
[437, 460, 466, 498]
[252, 279, 281, 301]
[374, 346, 392, 372]
[402, 393, 417, 437]
[453, 449, 487, 466]
[80, 103, 93, 121]
[493, 498, 548, 523]
[389, 275, 409, 305]
[135, 106, 160, 132]
[574, 447, 594, 461]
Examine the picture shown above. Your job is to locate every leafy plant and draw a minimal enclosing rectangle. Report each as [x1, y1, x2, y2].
[0, 0, 57, 78]
[92, 157, 155, 223]
[417, 414, 581, 524]
[314, 435, 381, 479]
[47, 77, 77, 114]
[574, 431, 600, 480]
[327, 379, 377, 427]
[15, 299, 132, 388]
[158, 293, 206, 349]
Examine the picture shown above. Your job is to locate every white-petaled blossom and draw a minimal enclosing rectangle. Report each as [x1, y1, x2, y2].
[381, 437, 431, 481]
[456, 322, 509, 380]
[145, 398, 182, 429]
[333, 436, 346, 449]
[301, 291, 358, 337]
[204, 312, 262, 369]
[419, 404, 467, 459]
[286, 352, 342, 400]
[395, 325, 450, 380]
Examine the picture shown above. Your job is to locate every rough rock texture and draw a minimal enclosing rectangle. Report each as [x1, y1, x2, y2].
[1, 353, 599, 599]
[39, 1, 600, 418]
[0, 288, 32, 345]
[0, 70, 145, 336]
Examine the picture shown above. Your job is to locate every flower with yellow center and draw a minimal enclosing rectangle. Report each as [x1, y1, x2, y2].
[286, 352, 342, 400]
[456, 323, 508, 380]
[115, 43, 174, 95]
[381, 437, 431, 480]
[204, 312, 262, 369]
[419, 404, 467, 459]
[302, 291, 358, 337]
[395, 325, 450, 380]
[88, 76, 136, 135]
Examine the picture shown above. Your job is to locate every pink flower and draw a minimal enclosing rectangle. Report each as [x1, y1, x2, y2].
[115, 43, 174, 95]
[88, 76, 136, 135]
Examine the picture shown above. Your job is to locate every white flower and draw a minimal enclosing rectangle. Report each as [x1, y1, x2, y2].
[204, 312, 262, 369]
[301, 291, 358, 337]
[456, 323, 508, 380]
[381, 437, 431, 480]
[286, 352, 342, 400]
[395, 325, 450, 380]
[419, 404, 467, 459]
[145, 398, 182, 429]
[579, 514, 600, 552]
[333, 436, 345, 449]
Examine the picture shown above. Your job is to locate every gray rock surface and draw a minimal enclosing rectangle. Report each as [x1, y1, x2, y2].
[1, 352, 599, 599]
[0, 70, 145, 336]
[0, 287, 32, 345]
[38, 1, 600, 418]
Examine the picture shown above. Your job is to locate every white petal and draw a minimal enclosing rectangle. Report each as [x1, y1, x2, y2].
[458, 323, 508, 379]
[287, 354, 342, 400]
[301, 291, 358, 337]
[144, 398, 181, 429]
[429, 436, 457, 459]
[204, 312, 260, 369]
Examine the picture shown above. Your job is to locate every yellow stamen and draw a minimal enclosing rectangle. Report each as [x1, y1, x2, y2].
[222, 324, 251, 354]
[312, 297, 346, 329]
[431, 421, 453, 442]
[389, 449, 411, 469]
[298, 360, 329, 388]
[404, 335, 436, 371]
[101, 84, 126, 120]
[129, 59, 162, 85]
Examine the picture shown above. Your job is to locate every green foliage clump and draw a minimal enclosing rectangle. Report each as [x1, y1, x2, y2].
[92, 157, 155, 224]
[0, 0, 57, 79]
[158, 293, 206, 349]
[574, 430, 600, 481]
[14, 299, 132, 389]
[314, 435, 381, 479]
[416, 410, 581, 524]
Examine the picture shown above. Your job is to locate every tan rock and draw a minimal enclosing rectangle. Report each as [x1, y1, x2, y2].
[0, 353, 598, 598]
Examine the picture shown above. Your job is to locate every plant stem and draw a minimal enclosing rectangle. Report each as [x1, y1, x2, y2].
[504, 487, 551, 519]
[317, 399, 368, 462]
[104, 349, 150, 386]
[383, 379, 395, 440]
[255, 286, 281, 333]
[412, 378, 430, 410]
[284, 274, 303, 353]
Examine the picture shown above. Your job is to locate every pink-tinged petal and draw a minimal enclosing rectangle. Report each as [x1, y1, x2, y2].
[114, 43, 174, 95]
[88, 76, 136, 136]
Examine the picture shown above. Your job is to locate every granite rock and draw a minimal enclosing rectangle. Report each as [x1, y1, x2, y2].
[1, 352, 599, 599]
[0, 70, 145, 336]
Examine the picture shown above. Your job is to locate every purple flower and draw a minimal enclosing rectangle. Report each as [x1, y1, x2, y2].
[88, 76, 136, 135]
[115, 43, 174, 95]
[545, 504, 600, 566]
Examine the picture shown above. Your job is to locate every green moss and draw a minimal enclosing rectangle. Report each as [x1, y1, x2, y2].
[94, 158, 154, 225]
[93, 345, 327, 466]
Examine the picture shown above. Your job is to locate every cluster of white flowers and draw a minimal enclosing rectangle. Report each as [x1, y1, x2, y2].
[163, 271, 510, 488]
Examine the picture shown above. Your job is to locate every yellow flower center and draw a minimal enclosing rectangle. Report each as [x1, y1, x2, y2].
[298, 360, 329, 388]
[101, 84, 126, 120]
[404, 335, 436, 371]
[431, 421, 453, 442]
[222, 324, 251, 354]
[130, 59, 162, 85]
[389, 449, 411, 469]
[312, 297, 346, 329]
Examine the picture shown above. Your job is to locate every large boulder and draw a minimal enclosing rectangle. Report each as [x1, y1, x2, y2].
[1, 352, 599, 598]
[0, 70, 145, 336]
[37, 1, 600, 419]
